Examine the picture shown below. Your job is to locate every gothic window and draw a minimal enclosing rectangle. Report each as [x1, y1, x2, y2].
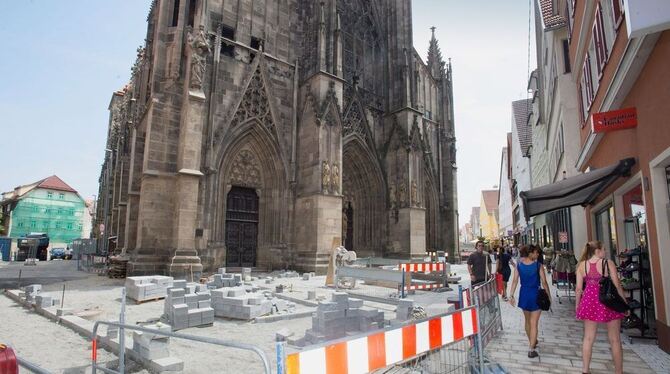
[338, 0, 382, 94]
[170, 0, 180, 27]
[220, 24, 235, 57]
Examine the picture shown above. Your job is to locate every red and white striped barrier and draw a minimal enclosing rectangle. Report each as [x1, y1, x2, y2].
[461, 288, 471, 308]
[285, 308, 478, 374]
[403, 283, 443, 291]
[399, 262, 445, 273]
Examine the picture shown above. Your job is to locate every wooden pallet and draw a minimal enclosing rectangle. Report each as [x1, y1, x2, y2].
[134, 296, 165, 305]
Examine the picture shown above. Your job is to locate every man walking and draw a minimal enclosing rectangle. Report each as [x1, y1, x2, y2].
[468, 240, 492, 286]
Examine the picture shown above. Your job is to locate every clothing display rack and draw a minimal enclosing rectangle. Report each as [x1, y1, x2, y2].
[550, 251, 577, 304]
[618, 245, 657, 343]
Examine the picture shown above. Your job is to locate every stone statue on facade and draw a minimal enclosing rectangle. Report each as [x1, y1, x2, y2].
[389, 184, 396, 209]
[188, 25, 211, 91]
[398, 180, 407, 207]
[331, 163, 340, 194]
[322, 161, 331, 192]
[411, 180, 418, 206]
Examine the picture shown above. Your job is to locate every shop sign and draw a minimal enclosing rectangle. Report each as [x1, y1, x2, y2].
[559, 231, 569, 244]
[592, 107, 637, 133]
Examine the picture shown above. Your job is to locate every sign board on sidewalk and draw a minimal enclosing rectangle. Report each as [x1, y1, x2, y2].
[592, 107, 637, 133]
[559, 231, 569, 244]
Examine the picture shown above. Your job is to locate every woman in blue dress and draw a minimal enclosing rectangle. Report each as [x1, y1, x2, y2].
[508, 244, 551, 358]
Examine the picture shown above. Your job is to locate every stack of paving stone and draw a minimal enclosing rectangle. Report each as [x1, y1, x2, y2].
[273, 270, 300, 278]
[207, 268, 242, 289]
[394, 299, 416, 321]
[125, 275, 174, 302]
[132, 322, 184, 372]
[210, 287, 273, 320]
[304, 292, 385, 344]
[163, 280, 214, 330]
[23, 284, 42, 303]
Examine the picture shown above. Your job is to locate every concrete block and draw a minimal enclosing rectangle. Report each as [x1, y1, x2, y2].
[318, 301, 339, 312]
[302, 273, 311, 280]
[173, 280, 187, 289]
[227, 288, 246, 297]
[172, 304, 189, 316]
[348, 298, 364, 308]
[168, 288, 186, 298]
[25, 284, 42, 293]
[317, 309, 345, 321]
[276, 328, 294, 342]
[248, 296, 263, 305]
[198, 300, 211, 309]
[196, 291, 210, 301]
[56, 308, 73, 316]
[151, 357, 184, 372]
[307, 291, 316, 300]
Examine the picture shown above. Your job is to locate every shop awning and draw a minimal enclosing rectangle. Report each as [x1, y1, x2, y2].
[520, 158, 636, 220]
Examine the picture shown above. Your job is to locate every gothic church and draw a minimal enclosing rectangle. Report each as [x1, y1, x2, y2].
[99, 0, 458, 275]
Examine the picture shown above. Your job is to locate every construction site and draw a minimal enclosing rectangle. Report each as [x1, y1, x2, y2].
[0, 247, 504, 374]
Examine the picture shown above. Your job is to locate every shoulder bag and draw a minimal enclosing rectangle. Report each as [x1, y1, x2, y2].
[536, 262, 551, 311]
[598, 259, 629, 313]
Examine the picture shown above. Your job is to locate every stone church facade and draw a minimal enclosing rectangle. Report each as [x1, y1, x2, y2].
[99, 0, 458, 276]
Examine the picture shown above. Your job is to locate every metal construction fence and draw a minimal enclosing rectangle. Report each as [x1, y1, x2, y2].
[277, 306, 483, 374]
[469, 278, 503, 347]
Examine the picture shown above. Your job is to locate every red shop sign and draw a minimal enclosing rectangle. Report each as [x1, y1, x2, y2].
[592, 107, 638, 133]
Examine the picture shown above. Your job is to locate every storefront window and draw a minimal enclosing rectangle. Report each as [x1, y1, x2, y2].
[623, 184, 647, 249]
[595, 205, 617, 260]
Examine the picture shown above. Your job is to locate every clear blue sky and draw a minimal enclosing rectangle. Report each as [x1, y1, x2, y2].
[1, 0, 535, 227]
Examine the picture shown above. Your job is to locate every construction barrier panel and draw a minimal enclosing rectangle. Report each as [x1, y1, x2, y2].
[470, 278, 502, 347]
[280, 306, 479, 374]
[399, 262, 445, 273]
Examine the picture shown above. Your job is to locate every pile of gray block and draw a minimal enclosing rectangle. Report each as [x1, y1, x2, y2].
[163, 280, 214, 330]
[126, 275, 174, 302]
[304, 292, 385, 344]
[207, 268, 242, 289]
[394, 299, 416, 321]
[22, 284, 60, 308]
[210, 287, 273, 320]
[132, 322, 184, 372]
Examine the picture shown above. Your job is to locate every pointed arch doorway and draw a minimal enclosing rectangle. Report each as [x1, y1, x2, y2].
[341, 137, 386, 256]
[225, 186, 259, 267]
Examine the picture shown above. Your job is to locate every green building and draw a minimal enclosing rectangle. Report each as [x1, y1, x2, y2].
[1, 175, 88, 257]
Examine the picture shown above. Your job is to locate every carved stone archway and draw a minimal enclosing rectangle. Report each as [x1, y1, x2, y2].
[342, 136, 386, 257]
[212, 120, 288, 269]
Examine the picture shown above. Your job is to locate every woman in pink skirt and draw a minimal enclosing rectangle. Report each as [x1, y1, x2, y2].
[575, 241, 628, 374]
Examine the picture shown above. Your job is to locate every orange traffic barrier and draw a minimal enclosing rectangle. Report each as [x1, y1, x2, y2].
[285, 308, 478, 374]
[399, 262, 445, 273]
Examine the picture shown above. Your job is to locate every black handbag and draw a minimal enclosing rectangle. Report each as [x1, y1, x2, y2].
[536, 262, 551, 311]
[598, 259, 629, 313]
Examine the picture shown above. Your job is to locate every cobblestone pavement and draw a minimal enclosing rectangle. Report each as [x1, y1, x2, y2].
[485, 268, 665, 374]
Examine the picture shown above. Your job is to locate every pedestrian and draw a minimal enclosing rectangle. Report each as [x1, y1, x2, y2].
[497, 246, 515, 301]
[575, 240, 627, 374]
[467, 240, 492, 286]
[508, 244, 551, 358]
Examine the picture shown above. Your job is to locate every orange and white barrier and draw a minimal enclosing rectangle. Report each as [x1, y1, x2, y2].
[403, 283, 443, 291]
[461, 288, 471, 308]
[284, 308, 478, 374]
[399, 262, 445, 273]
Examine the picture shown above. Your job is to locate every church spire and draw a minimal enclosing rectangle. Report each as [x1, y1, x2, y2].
[427, 26, 445, 78]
